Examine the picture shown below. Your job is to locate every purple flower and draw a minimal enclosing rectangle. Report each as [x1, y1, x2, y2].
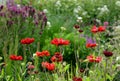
[86, 37, 96, 44]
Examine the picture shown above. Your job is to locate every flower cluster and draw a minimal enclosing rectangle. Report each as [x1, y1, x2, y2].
[20, 38, 34, 44]
[36, 50, 50, 57]
[51, 52, 63, 62]
[87, 55, 102, 63]
[42, 62, 55, 71]
[51, 38, 70, 46]
[91, 25, 106, 33]
[10, 55, 23, 61]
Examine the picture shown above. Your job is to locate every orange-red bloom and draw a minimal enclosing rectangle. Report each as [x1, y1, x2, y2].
[20, 38, 34, 44]
[10, 55, 23, 61]
[51, 52, 63, 62]
[87, 55, 102, 63]
[42, 62, 55, 71]
[86, 43, 97, 48]
[51, 38, 70, 46]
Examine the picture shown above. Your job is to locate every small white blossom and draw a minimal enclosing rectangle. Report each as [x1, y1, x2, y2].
[43, 9, 48, 13]
[116, 56, 120, 61]
[55, 1, 61, 7]
[61, 27, 66, 31]
[82, 11, 87, 16]
[47, 21, 51, 28]
[115, 1, 120, 7]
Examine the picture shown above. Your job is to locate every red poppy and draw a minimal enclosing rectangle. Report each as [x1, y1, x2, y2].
[20, 38, 34, 44]
[36, 51, 44, 57]
[73, 77, 82, 81]
[51, 38, 70, 46]
[91, 25, 98, 33]
[36, 50, 50, 57]
[86, 43, 97, 48]
[87, 55, 102, 63]
[98, 26, 106, 32]
[41, 62, 55, 71]
[103, 50, 113, 57]
[10, 55, 23, 61]
[51, 52, 63, 62]
[42, 50, 50, 56]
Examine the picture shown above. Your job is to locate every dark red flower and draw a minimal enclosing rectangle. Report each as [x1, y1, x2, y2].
[103, 50, 113, 57]
[51, 52, 63, 62]
[87, 55, 102, 63]
[73, 77, 82, 81]
[41, 62, 55, 71]
[79, 68, 85, 73]
[78, 29, 83, 33]
[10, 55, 23, 61]
[91, 25, 98, 33]
[74, 24, 80, 29]
[51, 38, 70, 46]
[20, 38, 34, 44]
[98, 26, 106, 32]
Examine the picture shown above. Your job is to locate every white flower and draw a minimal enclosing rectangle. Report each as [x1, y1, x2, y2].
[61, 27, 66, 31]
[33, 53, 36, 57]
[47, 21, 51, 28]
[55, 1, 61, 7]
[82, 11, 87, 16]
[73, 6, 82, 14]
[76, 16, 83, 22]
[116, 56, 120, 61]
[98, 5, 109, 16]
[115, 1, 120, 7]
[43, 9, 48, 13]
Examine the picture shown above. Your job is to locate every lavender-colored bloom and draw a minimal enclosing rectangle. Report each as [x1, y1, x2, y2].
[86, 37, 96, 44]
[0, 12, 6, 17]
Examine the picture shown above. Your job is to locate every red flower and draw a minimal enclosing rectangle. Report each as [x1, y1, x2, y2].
[41, 62, 55, 71]
[73, 77, 82, 81]
[20, 38, 34, 44]
[103, 50, 113, 57]
[51, 38, 70, 46]
[98, 26, 106, 32]
[36, 50, 50, 57]
[86, 43, 97, 48]
[87, 55, 102, 63]
[95, 56, 102, 63]
[10, 55, 23, 61]
[36, 51, 44, 57]
[51, 52, 63, 62]
[91, 25, 98, 33]
[79, 68, 85, 73]
[42, 50, 50, 56]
